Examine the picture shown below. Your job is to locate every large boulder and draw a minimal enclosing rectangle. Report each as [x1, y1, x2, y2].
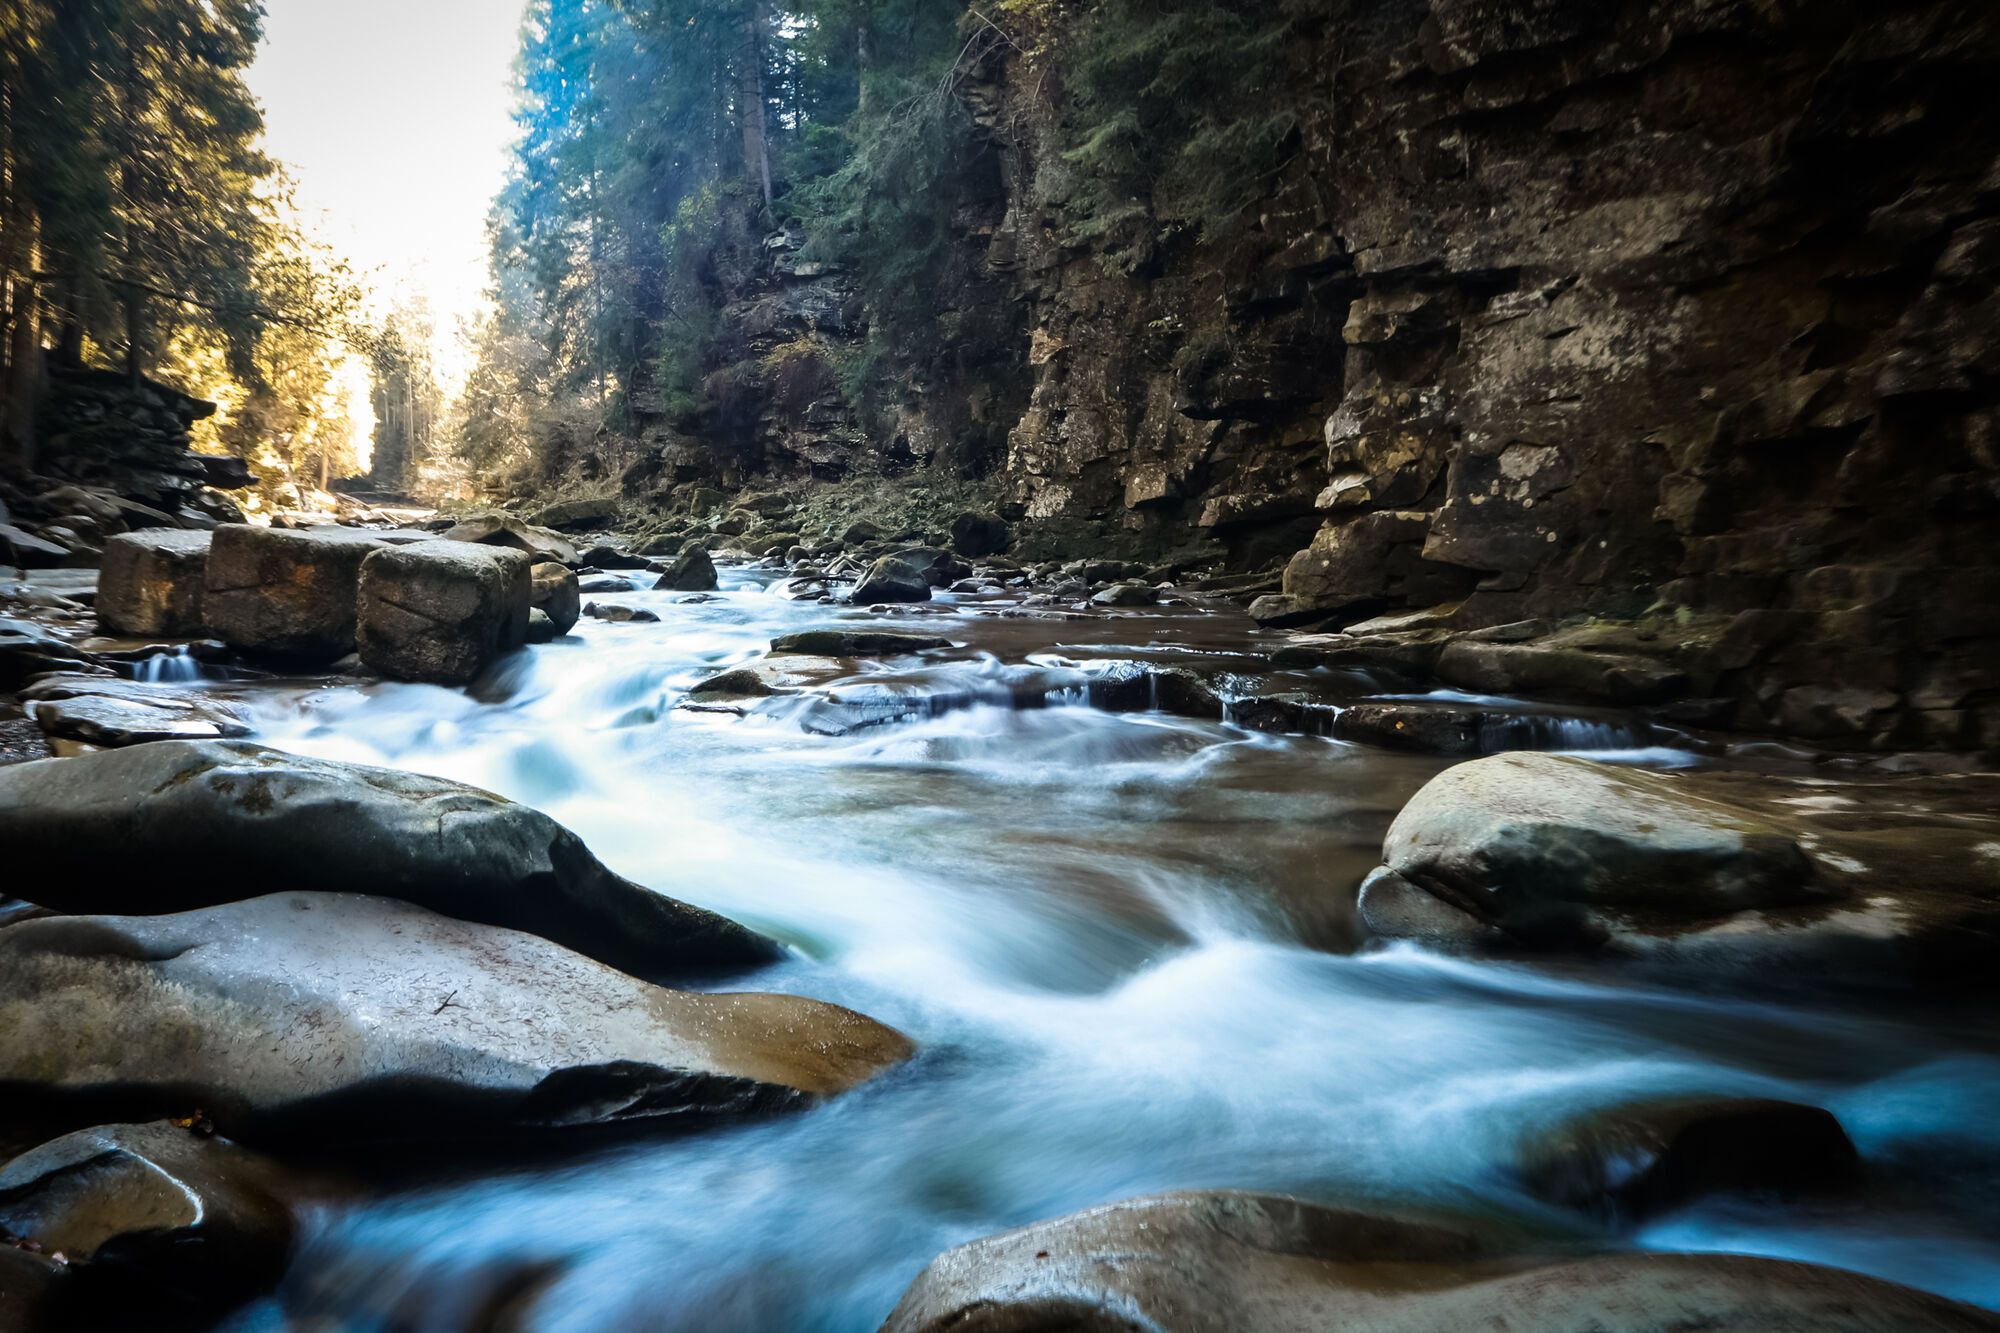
[95, 530, 211, 637]
[21, 675, 249, 748]
[653, 546, 718, 592]
[204, 524, 429, 661]
[850, 547, 966, 604]
[0, 892, 914, 1141]
[950, 511, 1010, 558]
[1362, 753, 2000, 986]
[530, 561, 580, 635]
[0, 740, 780, 981]
[883, 1191, 1996, 1333]
[442, 513, 579, 566]
[356, 540, 531, 684]
[0, 1121, 307, 1318]
[532, 497, 617, 531]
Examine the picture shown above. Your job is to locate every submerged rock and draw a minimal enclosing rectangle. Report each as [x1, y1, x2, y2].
[0, 740, 779, 981]
[1517, 1098, 1860, 1223]
[0, 1121, 308, 1318]
[583, 601, 660, 623]
[356, 540, 531, 684]
[882, 1190, 1992, 1332]
[0, 892, 914, 1142]
[1362, 753, 2000, 986]
[768, 629, 952, 657]
[95, 530, 211, 638]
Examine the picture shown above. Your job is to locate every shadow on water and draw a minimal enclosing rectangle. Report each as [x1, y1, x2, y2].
[202, 570, 2000, 1330]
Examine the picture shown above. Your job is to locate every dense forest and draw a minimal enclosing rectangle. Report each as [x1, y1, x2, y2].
[452, 0, 1318, 493]
[0, 0, 381, 506]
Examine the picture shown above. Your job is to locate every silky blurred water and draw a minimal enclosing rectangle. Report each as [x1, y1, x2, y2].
[207, 567, 2000, 1329]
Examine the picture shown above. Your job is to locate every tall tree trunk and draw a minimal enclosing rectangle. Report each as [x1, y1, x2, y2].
[737, 0, 772, 210]
[856, 21, 874, 115]
[121, 19, 146, 387]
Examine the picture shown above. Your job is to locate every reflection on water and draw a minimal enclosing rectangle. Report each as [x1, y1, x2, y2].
[204, 567, 1999, 1329]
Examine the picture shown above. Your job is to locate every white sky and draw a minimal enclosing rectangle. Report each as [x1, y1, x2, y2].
[245, 0, 525, 387]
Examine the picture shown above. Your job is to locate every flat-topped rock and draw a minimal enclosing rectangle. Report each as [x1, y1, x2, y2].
[0, 740, 780, 981]
[884, 1190, 1997, 1332]
[442, 513, 579, 565]
[356, 540, 531, 684]
[21, 674, 249, 748]
[95, 529, 211, 637]
[204, 524, 430, 661]
[768, 629, 953, 657]
[0, 893, 914, 1143]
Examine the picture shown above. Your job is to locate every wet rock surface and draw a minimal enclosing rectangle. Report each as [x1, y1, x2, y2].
[21, 674, 250, 747]
[1516, 1098, 1861, 1224]
[882, 1191, 1996, 1333]
[0, 1120, 309, 1318]
[1367, 753, 2000, 986]
[0, 892, 914, 1142]
[0, 739, 780, 981]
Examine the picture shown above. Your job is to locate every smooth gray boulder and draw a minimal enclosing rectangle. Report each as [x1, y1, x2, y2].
[95, 530, 211, 637]
[530, 561, 580, 635]
[356, 540, 531, 684]
[0, 893, 915, 1142]
[883, 1190, 1997, 1333]
[204, 524, 429, 661]
[1362, 753, 2000, 986]
[0, 740, 780, 980]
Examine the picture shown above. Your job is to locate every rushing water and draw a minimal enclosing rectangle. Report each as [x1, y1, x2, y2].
[197, 566, 2000, 1330]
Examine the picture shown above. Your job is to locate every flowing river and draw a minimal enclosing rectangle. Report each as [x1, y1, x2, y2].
[189, 564, 2000, 1330]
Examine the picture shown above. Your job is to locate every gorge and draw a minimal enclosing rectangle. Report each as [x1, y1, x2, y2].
[1, 1, 1999, 1331]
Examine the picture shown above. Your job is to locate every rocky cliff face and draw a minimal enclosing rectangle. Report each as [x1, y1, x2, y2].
[962, 0, 2000, 749]
[633, 0, 2000, 751]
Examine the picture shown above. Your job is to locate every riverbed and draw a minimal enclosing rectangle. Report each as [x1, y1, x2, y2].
[197, 564, 2000, 1330]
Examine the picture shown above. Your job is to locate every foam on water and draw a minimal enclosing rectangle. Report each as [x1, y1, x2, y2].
[220, 574, 1999, 1330]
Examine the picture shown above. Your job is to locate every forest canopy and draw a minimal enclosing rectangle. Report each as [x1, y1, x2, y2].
[0, 0, 373, 505]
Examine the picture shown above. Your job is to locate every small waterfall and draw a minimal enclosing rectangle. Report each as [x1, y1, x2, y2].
[130, 647, 204, 683]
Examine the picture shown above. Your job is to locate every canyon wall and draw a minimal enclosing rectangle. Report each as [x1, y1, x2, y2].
[641, 0, 2000, 749]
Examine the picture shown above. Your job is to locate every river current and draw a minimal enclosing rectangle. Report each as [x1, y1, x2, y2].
[194, 564, 2000, 1330]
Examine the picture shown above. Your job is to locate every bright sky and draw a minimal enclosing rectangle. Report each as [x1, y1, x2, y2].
[245, 0, 525, 390]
